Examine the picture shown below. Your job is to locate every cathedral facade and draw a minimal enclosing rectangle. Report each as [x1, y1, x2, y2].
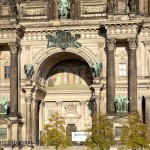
[0, 0, 150, 149]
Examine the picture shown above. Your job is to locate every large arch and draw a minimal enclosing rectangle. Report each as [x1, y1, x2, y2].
[32, 46, 97, 80]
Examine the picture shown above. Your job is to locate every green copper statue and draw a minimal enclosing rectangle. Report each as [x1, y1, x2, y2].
[24, 64, 34, 80]
[59, 0, 69, 18]
[114, 95, 129, 113]
[91, 62, 103, 78]
[0, 97, 9, 114]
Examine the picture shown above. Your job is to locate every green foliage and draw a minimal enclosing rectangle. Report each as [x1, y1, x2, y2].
[85, 112, 115, 150]
[42, 112, 72, 150]
[121, 112, 150, 149]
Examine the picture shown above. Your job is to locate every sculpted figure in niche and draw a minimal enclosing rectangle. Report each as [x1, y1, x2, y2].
[107, 0, 116, 13]
[59, 0, 69, 18]
[128, 0, 136, 12]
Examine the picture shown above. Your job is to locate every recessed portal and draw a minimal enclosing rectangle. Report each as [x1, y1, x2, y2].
[46, 59, 92, 88]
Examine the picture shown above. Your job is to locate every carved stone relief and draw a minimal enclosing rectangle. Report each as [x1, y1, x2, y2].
[64, 102, 78, 112]
[81, 0, 107, 17]
[115, 48, 128, 63]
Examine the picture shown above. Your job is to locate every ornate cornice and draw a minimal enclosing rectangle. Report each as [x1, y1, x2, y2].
[22, 29, 100, 42]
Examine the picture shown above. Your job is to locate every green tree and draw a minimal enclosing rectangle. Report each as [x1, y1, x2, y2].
[85, 112, 115, 150]
[121, 112, 150, 150]
[42, 112, 72, 150]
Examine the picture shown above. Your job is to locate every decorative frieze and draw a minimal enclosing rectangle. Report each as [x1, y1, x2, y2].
[0, 27, 24, 42]
[105, 24, 138, 39]
[22, 29, 99, 42]
[81, 0, 107, 17]
[64, 102, 78, 112]
[20, 2, 48, 20]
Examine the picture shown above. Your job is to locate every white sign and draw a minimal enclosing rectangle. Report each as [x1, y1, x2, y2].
[72, 132, 91, 142]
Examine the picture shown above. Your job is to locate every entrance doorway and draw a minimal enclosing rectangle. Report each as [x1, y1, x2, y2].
[66, 124, 77, 145]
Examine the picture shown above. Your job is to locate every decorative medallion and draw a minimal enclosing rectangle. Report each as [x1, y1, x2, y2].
[46, 30, 82, 50]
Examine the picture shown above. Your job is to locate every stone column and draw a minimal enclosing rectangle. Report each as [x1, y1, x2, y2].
[128, 38, 138, 112]
[8, 124, 12, 141]
[145, 96, 150, 139]
[106, 39, 116, 114]
[80, 101, 85, 130]
[25, 89, 32, 141]
[95, 95, 100, 115]
[32, 95, 38, 142]
[8, 43, 19, 117]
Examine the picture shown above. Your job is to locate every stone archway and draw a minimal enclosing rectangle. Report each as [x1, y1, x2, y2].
[32, 47, 97, 80]
[35, 50, 95, 138]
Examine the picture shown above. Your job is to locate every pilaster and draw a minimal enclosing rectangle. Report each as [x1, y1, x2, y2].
[143, 41, 150, 76]
[25, 87, 33, 141]
[90, 84, 104, 115]
[127, 38, 138, 112]
[145, 96, 150, 139]
[32, 93, 38, 143]
[106, 39, 116, 114]
[80, 101, 86, 131]
[57, 101, 62, 115]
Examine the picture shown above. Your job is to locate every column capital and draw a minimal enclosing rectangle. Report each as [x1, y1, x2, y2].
[8, 42, 20, 54]
[25, 96, 32, 103]
[106, 39, 116, 51]
[143, 41, 150, 47]
[56, 101, 62, 105]
[127, 38, 138, 50]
